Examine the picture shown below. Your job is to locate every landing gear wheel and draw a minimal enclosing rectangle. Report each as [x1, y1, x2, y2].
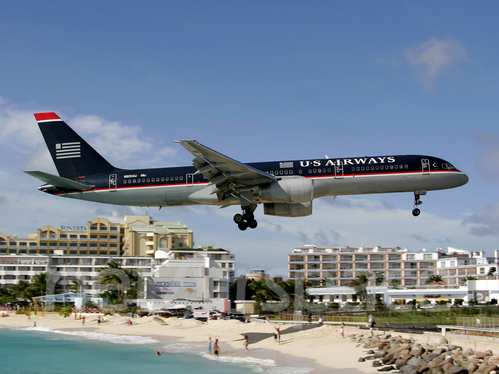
[412, 193, 423, 217]
[244, 212, 254, 221]
[238, 221, 248, 231]
[248, 219, 258, 229]
[233, 214, 244, 224]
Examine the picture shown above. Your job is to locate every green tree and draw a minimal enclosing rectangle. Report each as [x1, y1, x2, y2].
[348, 272, 371, 302]
[30, 272, 63, 297]
[10, 280, 34, 304]
[97, 261, 137, 304]
[488, 267, 497, 276]
[0, 287, 16, 305]
[427, 275, 444, 284]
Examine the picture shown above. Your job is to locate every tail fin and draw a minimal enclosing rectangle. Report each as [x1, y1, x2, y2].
[34, 112, 116, 178]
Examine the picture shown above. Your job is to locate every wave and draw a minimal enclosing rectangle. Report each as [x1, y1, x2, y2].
[21, 327, 312, 373]
[22, 326, 159, 345]
[201, 352, 312, 373]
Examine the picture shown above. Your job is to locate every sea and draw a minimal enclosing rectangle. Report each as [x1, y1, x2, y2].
[0, 326, 313, 374]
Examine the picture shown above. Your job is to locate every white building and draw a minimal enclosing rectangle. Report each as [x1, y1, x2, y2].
[289, 245, 499, 306]
[137, 247, 235, 312]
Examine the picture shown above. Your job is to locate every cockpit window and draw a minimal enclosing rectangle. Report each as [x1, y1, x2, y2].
[441, 163, 456, 170]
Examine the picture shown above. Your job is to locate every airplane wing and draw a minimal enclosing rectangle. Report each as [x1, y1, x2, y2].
[24, 170, 92, 191]
[173, 140, 275, 199]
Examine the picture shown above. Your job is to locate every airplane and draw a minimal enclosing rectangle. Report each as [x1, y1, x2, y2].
[25, 112, 469, 231]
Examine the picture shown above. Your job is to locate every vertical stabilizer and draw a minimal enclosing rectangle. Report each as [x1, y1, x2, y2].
[34, 112, 115, 179]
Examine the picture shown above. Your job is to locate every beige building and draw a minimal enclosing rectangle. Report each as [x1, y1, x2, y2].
[0, 215, 193, 258]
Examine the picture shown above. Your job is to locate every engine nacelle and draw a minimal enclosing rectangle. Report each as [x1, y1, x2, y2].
[258, 177, 314, 203]
[263, 202, 313, 217]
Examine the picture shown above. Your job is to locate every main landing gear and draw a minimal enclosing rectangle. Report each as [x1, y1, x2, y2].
[412, 192, 424, 216]
[233, 208, 258, 231]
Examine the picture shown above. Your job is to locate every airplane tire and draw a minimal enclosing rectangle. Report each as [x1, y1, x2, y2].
[238, 221, 248, 231]
[244, 212, 254, 221]
[248, 219, 258, 229]
[412, 208, 421, 217]
[234, 214, 244, 224]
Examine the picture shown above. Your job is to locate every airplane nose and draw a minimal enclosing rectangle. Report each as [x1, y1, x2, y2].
[458, 173, 469, 186]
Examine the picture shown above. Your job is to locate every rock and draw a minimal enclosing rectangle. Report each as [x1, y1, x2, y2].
[373, 360, 383, 367]
[447, 366, 468, 374]
[358, 357, 365, 362]
[374, 350, 388, 358]
[377, 366, 396, 372]
[411, 346, 426, 357]
[462, 348, 474, 357]
[439, 338, 449, 345]
[466, 361, 478, 373]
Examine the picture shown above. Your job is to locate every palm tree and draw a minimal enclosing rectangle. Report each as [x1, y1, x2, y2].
[10, 280, 33, 305]
[69, 278, 83, 294]
[30, 272, 63, 297]
[97, 261, 137, 304]
[348, 272, 371, 303]
[427, 275, 444, 284]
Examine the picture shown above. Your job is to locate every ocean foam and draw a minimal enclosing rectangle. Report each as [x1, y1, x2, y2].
[23, 326, 159, 345]
[201, 352, 313, 373]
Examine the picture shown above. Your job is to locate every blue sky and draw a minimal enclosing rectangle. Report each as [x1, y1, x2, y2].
[1, 1, 498, 277]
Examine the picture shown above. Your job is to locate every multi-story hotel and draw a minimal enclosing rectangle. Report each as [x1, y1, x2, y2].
[0, 215, 234, 312]
[289, 245, 499, 305]
[0, 215, 193, 257]
[289, 245, 498, 287]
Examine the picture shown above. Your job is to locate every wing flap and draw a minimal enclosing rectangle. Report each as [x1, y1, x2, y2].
[24, 170, 92, 191]
[174, 140, 275, 186]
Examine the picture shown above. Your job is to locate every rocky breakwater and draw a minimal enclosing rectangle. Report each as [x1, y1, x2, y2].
[353, 334, 499, 374]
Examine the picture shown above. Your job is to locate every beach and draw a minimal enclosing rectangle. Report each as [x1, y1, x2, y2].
[2, 312, 499, 373]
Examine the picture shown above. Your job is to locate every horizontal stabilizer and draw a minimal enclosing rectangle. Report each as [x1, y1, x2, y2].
[24, 170, 92, 191]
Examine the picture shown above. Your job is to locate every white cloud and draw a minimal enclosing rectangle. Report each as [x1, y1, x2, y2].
[404, 37, 469, 89]
[475, 130, 499, 184]
[464, 202, 499, 237]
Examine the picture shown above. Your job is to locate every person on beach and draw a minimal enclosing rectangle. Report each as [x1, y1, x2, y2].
[155, 348, 164, 357]
[207, 336, 212, 354]
[243, 335, 249, 351]
[369, 315, 375, 336]
[213, 339, 220, 356]
[274, 326, 281, 344]
[318, 315, 324, 325]
[340, 322, 345, 338]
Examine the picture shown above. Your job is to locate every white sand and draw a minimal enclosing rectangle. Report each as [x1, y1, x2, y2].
[2, 312, 498, 373]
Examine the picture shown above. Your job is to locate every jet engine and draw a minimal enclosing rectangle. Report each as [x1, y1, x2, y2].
[263, 201, 313, 217]
[257, 177, 314, 203]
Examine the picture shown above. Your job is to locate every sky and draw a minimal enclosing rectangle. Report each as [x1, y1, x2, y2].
[1, 1, 499, 277]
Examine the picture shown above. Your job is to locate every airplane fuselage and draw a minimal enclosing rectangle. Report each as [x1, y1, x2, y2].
[41, 154, 468, 208]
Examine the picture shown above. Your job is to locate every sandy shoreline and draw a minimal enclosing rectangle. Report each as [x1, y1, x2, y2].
[2, 312, 499, 373]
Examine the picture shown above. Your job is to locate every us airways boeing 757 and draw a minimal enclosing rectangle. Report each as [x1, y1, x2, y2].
[25, 112, 468, 231]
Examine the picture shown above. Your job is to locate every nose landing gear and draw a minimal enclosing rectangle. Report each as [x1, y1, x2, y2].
[412, 191, 425, 216]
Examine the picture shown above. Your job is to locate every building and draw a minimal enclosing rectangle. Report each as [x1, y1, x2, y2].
[0, 216, 233, 312]
[289, 245, 499, 306]
[0, 215, 193, 257]
[137, 246, 235, 311]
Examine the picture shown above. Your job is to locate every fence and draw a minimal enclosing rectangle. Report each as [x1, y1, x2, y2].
[278, 312, 459, 327]
[456, 317, 499, 329]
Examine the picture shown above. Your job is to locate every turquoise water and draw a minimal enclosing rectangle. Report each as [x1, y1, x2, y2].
[0, 327, 312, 374]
